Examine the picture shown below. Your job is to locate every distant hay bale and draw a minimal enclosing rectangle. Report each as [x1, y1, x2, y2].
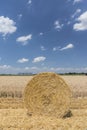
[24, 72, 72, 118]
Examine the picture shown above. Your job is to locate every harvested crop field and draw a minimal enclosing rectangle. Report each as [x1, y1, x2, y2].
[0, 75, 87, 98]
[0, 107, 87, 130]
[0, 75, 87, 130]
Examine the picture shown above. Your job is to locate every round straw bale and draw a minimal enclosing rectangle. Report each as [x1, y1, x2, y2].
[24, 72, 72, 118]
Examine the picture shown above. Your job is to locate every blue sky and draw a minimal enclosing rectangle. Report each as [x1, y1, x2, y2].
[0, 0, 87, 74]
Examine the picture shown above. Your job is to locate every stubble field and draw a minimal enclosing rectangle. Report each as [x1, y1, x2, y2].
[0, 75, 87, 130]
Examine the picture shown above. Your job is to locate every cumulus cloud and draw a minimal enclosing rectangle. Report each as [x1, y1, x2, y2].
[50, 67, 87, 73]
[24, 67, 87, 73]
[0, 16, 17, 37]
[39, 32, 43, 36]
[17, 58, 29, 63]
[0, 65, 87, 74]
[53, 47, 57, 51]
[71, 9, 81, 18]
[41, 46, 46, 51]
[53, 47, 60, 51]
[16, 34, 32, 45]
[67, 21, 71, 25]
[60, 43, 74, 51]
[25, 66, 38, 70]
[0, 65, 11, 69]
[18, 14, 22, 20]
[53, 44, 74, 51]
[0, 65, 20, 74]
[33, 56, 46, 63]
[28, 0, 32, 5]
[73, 0, 82, 4]
[73, 11, 87, 31]
[54, 20, 63, 31]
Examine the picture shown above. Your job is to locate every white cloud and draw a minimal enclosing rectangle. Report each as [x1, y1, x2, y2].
[49, 67, 87, 73]
[0, 16, 17, 37]
[0, 65, 11, 69]
[18, 14, 22, 20]
[33, 56, 46, 63]
[16, 34, 32, 45]
[73, 11, 87, 31]
[39, 32, 43, 36]
[24, 66, 87, 73]
[53, 44, 74, 51]
[53, 46, 60, 51]
[73, 0, 82, 4]
[41, 46, 46, 51]
[71, 9, 81, 18]
[28, 0, 32, 4]
[60, 43, 74, 51]
[67, 21, 71, 25]
[0, 65, 21, 74]
[25, 67, 29, 70]
[17, 58, 29, 63]
[0, 65, 87, 74]
[54, 20, 63, 31]
[25, 66, 38, 70]
[53, 47, 57, 51]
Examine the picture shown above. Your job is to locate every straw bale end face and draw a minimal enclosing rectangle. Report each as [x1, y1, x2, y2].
[24, 72, 72, 118]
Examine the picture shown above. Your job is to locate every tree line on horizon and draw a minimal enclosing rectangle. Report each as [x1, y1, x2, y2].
[0, 72, 87, 76]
